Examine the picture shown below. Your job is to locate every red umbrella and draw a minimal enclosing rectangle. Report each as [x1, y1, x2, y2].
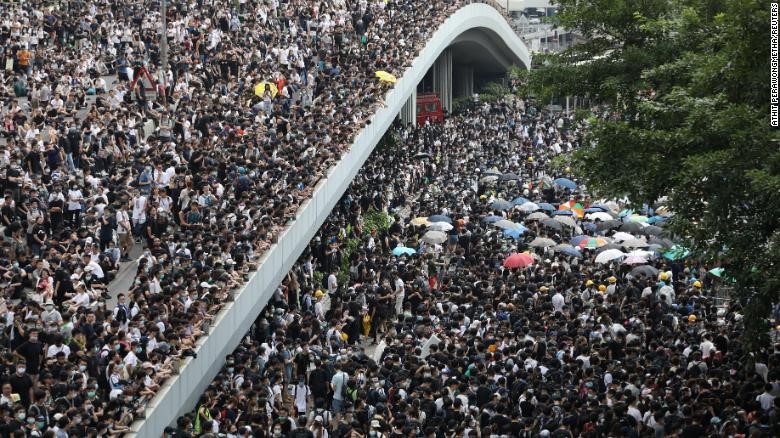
[503, 252, 534, 269]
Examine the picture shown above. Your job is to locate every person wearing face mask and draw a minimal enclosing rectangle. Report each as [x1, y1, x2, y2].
[2, 406, 26, 436]
[271, 424, 287, 438]
[9, 363, 33, 407]
[15, 329, 43, 383]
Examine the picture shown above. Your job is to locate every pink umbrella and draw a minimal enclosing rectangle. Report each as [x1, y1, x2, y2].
[622, 256, 649, 265]
[503, 253, 535, 269]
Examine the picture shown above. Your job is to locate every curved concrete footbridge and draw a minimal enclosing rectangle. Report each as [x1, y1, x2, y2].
[128, 3, 531, 435]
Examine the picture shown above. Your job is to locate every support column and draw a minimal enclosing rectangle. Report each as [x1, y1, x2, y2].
[454, 65, 474, 99]
[432, 49, 453, 113]
[400, 89, 417, 126]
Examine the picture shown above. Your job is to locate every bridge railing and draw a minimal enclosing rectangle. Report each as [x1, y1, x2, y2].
[125, 3, 529, 435]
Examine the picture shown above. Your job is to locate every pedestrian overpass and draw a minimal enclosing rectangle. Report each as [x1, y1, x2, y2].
[128, 3, 530, 435]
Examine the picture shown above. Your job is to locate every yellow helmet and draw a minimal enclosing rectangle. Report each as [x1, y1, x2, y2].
[693, 281, 702, 288]
[598, 285, 606, 292]
[688, 314, 697, 322]
[659, 272, 668, 281]
[340, 332, 349, 342]
[314, 290, 324, 298]
[608, 276, 617, 284]
[586, 280, 594, 287]
[527, 156, 534, 162]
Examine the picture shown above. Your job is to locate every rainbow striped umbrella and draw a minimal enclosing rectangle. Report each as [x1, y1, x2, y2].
[576, 237, 610, 249]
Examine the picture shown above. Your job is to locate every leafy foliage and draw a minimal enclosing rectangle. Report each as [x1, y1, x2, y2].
[534, 0, 778, 350]
[363, 209, 394, 233]
[479, 82, 511, 103]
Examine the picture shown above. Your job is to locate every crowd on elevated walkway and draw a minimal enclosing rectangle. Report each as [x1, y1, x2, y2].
[0, 0, 508, 436]
[178, 97, 779, 437]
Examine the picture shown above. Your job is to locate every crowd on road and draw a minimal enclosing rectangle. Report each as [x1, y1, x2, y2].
[0, 0, 514, 436]
[180, 97, 779, 438]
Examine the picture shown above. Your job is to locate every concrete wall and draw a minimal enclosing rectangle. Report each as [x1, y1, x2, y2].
[126, 4, 530, 436]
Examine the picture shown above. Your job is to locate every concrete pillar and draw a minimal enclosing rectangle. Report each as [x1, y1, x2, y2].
[453, 65, 474, 99]
[400, 88, 417, 126]
[432, 48, 453, 113]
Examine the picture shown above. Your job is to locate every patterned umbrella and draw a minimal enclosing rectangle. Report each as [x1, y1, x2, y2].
[576, 237, 610, 249]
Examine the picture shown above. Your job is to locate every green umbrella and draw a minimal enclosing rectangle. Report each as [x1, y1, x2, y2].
[709, 267, 725, 277]
[663, 245, 690, 261]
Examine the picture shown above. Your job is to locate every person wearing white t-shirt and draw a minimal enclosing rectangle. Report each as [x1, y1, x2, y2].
[552, 290, 565, 313]
[124, 348, 139, 374]
[68, 286, 90, 311]
[46, 341, 71, 358]
[66, 183, 83, 227]
[700, 334, 715, 359]
[327, 271, 338, 294]
[293, 378, 310, 415]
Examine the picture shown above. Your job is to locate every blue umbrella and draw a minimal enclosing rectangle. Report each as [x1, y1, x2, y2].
[428, 215, 452, 224]
[647, 215, 669, 224]
[570, 235, 590, 246]
[503, 227, 527, 239]
[585, 207, 607, 213]
[552, 210, 574, 216]
[618, 209, 634, 218]
[491, 199, 513, 211]
[553, 178, 577, 190]
[512, 196, 531, 205]
[538, 203, 556, 212]
[582, 222, 598, 232]
[482, 215, 503, 223]
[392, 246, 416, 257]
[554, 244, 583, 258]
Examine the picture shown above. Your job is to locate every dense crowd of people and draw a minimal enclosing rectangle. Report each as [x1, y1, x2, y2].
[177, 97, 779, 438]
[0, 0, 517, 436]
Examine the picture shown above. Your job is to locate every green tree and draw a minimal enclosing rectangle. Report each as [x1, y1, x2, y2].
[534, 0, 778, 350]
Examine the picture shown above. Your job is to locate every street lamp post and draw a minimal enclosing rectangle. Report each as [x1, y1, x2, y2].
[159, 0, 168, 98]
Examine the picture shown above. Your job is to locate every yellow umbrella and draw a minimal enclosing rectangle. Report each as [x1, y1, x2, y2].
[411, 217, 431, 226]
[375, 70, 397, 83]
[254, 82, 278, 98]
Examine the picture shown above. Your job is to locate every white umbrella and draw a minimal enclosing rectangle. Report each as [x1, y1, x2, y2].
[516, 202, 540, 212]
[626, 250, 654, 259]
[622, 238, 649, 248]
[427, 222, 453, 232]
[554, 216, 577, 228]
[526, 212, 549, 221]
[611, 232, 636, 242]
[595, 249, 626, 264]
[622, 256, 649, 265]
[421, 230, 447, 244]
[494, 219, 522, 230]
[529, 237, 556, 248]
[585, 212, 613, 221]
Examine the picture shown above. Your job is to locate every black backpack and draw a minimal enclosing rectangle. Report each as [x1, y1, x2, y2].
[115, 304, 128, 324]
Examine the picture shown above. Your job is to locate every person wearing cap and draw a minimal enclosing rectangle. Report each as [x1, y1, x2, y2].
[606, 276, 617, 295]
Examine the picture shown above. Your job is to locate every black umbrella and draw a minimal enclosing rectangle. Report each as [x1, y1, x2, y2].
[500, 172, 521, 181]
[595, 243, 624, 254]
[630, 265, 659, 278]
[597, 220, 622, 231]
[541, 218, 563, 231]
[618, 222, 643, 233]
[415, 152, 431, 159]
[639, 225, 664, 236]
[648, 236, 675, 248]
